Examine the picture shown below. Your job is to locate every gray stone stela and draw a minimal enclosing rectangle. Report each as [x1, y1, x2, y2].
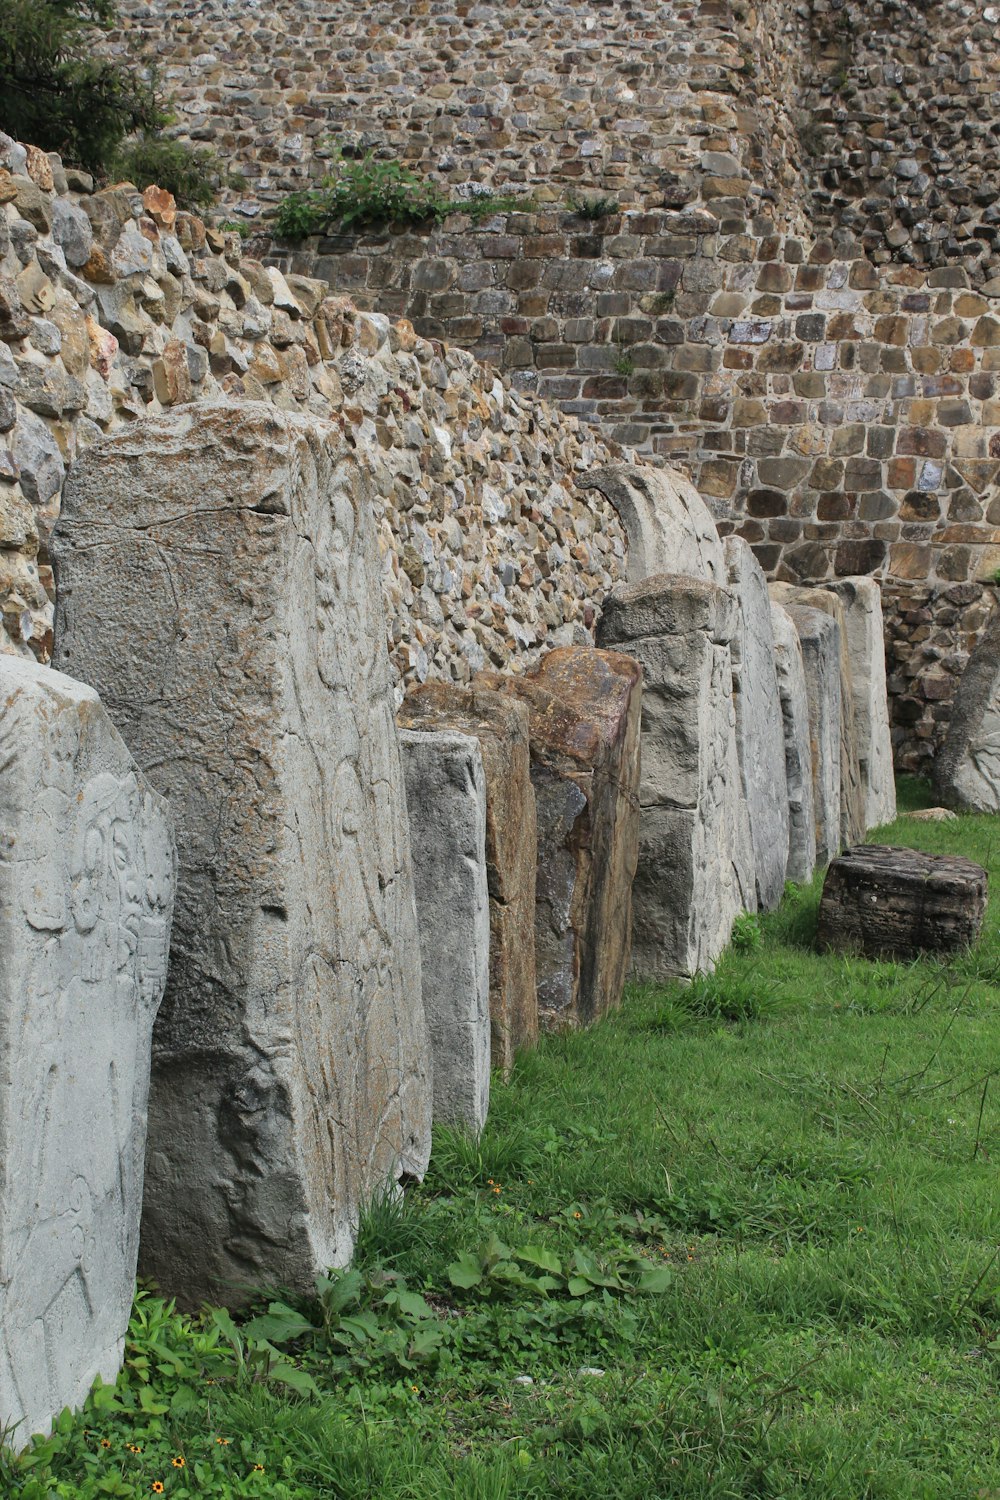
[827, 579, 896, 831]
[781, 603, 843, 870]
[770, 602, 817, 886]
[399, 729, 491, 1133]
[598, 573, 755, 981]
[0, 657, 175, 1450]
[724, 537, 789, 911]
[479, 645, 642, 1031]
[51, 402, 432, 1309]
[397, 682, 539, 1075]
[578, 465, 726, 586]
[933, 603, 1000, 813]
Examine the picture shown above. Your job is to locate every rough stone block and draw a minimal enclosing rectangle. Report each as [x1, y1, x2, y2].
[724, 537, 789, 909]
[781, 604, 843, 869]
[0, 657, 175, 1449]
[578, 464, 726, 585]
[52, 403, 431, 1308]
[933, 604, 1000, 813]
[479, 646, 641, 1030]
[828, 578, 896, 830]
[397, 682, 538, 1073]
[770, 603, 817, 886]
[399, 729, 490, 1133]
[817, 845, 987, 959]
[598, 575, 755, 980]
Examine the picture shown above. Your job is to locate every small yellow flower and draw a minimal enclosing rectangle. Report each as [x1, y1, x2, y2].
[410, 1384, 419, 1393]
[252, 1463, 265, 1472]
[172, 1455, 186, 1468]
[492, 1186, 502, 1195]
[101, 1438, 112, 1449]
[216, 1436, 231, 1445]
[573, 1211, 582, 1220]
[152, 1486, 165, 1496]
[127, 1444, 142, 1455]
[487, 1178, 495, 1185]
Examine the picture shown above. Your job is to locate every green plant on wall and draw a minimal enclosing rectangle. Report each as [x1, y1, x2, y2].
[109, 132, 239, 209]
[273, 149, 529, 239]
[567, 192, 618, 220]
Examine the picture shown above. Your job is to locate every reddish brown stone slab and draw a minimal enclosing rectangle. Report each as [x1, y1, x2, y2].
[479, 646, 642, 1030]
[397, 682, 538, 1072]
[817, 844, 987, 960]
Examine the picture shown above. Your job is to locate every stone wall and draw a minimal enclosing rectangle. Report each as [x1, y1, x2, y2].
[0, 135, 631, 691]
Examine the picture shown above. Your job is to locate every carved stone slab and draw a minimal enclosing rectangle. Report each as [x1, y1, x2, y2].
[0, 657, 175, 1450]
[828, 578, 896, 831]
[598, 574, 755, 980]
[480, 647, 642, 1030]
[933, 604, 1000, 814]
[771, 583, 865, 850]
[817, 844, 987, 959]
[397, 682, 538, 1073]
[782, 603, 842, 869]
[770, 603, 817, 886]
[578, 465, 726, 586]
[399, 729, 490, 1132]
[52, 403, 431, 1308]
[724, 538, 789, 910]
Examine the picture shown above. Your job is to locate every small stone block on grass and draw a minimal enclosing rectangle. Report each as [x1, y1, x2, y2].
[817, 844, 987, 960]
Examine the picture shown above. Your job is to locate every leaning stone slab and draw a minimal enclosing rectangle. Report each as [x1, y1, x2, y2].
[0, 657, 175, 1450]
[771, 584, 865, 850]
[933, 604, 1000, 813]
[578, 464, 726, 585]
[52, 403, 431, 1308]
[397, 681, 538, 1073]
[817, 845, 987, 960]
[724, 537, 789, 910]
[479, 647, 642, 1030]
[598, 574, 755, 981]
[828, 578, 896, 830]
[781, 604, 842, 869]
[399, 729, 490, 1133]
[770, 603, 817, 886]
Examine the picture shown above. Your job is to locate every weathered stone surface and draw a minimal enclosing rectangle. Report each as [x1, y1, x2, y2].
[771, 602, 817, 885]
[598, 574, 755, 980]
[399, 729, 490, 1133]
[480, 646, 641, 1029]
[52, 402, 431, 1308]
[724, 537, 789, 909]
[579, 465, 726, 585]
[828, 578, 896, 830]
[781, 604, 842, 869]
[933, 604, 1000, 812]
[0, 657, 174, 1449]
[771, 584, 865, 851]
[397, 682, 538, 1072]
[817, 845, 987, 960]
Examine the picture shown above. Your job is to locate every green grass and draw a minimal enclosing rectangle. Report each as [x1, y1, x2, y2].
[4, 779, 998, 1498]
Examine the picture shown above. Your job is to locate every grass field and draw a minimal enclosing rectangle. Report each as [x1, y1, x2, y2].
[4, 779, 998, 1499]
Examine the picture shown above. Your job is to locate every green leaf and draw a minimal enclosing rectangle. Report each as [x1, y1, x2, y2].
[138, 1384, 169, 1415]
[515, 1245, 563, 1276]
[267, 1362, 320, 1397]
[636, 1264, 674, 1293]
[243, 1302, 316, 1346]
[447, 1253, 484, 1290]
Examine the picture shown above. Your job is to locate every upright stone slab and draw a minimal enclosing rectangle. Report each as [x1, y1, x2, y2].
[770, 603, 817, 886]
[0, 658, 174, 1450]
[933, 604, 1000, 813]
[53, 403, 431, 1308]
[598, 575, 755, 981]
[399, 730, 490, 1133]
[479, 647, 642, 1030]
[724, 538, 789, 910]
[578, 465, 726, 585]
[828, 578, 896, 830]
[782, 604, 842, 869]
[771, 584, 865, 849]
[397, 682, 538, 1073]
